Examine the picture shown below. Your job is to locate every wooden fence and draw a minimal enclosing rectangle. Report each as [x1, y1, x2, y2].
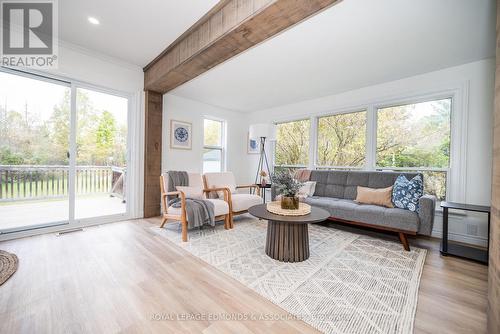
[0, 165, 126, 202]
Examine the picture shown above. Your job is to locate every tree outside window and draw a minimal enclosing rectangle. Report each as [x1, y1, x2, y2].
[377, 98, 451, 200]
[317, 111, 366, 168]
[274, 119, 310, 172]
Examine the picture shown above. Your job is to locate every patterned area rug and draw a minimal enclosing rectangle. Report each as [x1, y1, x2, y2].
[152, 217, 426, 334]
[0, 250, 18, 286]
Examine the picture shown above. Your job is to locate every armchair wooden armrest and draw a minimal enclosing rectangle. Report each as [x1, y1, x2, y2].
[159, 175, 190, 241]
[236, 184, 260, 196]
[161, 190, 186, 214]
[203, 187, 231, 202]
[163, 190, 182, 196]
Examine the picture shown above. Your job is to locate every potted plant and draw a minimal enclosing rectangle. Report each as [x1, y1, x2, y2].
[271, 171, 303, 210]
[260, 170, 268, 186]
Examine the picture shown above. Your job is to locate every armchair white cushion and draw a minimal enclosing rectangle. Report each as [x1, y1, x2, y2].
[230, 194, 262, 212]
[203, 172, 237, 197]
[161, 172, 206, 196]
[168, 199, 229, 216]
[163, 172, 229, 216]
[204, 172, 261, 213]
[161, 172, 205, 192]
[175, 186, 203, 199]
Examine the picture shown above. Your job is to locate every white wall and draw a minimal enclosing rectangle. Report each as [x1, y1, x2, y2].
[244, 59, 495, 246]
[162, 94, 250, 183]
[44, 42, 144, 93]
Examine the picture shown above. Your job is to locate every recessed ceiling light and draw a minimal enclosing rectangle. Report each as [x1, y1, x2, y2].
[88, 17, 100, 25]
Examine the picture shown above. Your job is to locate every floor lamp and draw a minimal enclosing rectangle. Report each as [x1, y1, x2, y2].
[249, 123, 276, 185]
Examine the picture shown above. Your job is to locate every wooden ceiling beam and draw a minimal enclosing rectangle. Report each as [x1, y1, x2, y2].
[143, 0, 341, 93]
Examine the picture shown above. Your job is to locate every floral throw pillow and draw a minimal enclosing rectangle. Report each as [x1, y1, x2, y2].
[392, 174, 423, 212]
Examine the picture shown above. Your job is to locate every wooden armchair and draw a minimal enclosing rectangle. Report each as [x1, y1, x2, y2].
[160, 173, 231, 242]
[203, 172, 262, 228]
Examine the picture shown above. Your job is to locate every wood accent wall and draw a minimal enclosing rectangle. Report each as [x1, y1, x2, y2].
[143, 91, 163, 218]
[489, 2, 500, 332]
[144, 0, 340, 93]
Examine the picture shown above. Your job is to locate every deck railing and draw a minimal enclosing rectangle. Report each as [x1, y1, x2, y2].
[0, 165, 126, 202]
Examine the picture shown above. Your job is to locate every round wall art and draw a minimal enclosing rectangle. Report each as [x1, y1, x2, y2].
[174, 127, 189, 142]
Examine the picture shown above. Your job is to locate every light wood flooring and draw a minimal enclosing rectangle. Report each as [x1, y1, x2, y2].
[0, 216, 488, 333]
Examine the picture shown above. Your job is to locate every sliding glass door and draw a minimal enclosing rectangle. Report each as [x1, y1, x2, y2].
[75, 88, 128, 219]
[0, 71, 71, 232]
[0, 69, 129, 234]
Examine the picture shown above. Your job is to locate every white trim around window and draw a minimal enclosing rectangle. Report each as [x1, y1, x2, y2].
[202, 117, 227, 173]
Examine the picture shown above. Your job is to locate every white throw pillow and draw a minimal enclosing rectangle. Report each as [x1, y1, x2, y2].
[298, 181, 317, 198]
[176, 186, 203, 199]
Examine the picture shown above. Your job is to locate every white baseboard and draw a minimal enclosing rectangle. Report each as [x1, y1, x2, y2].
[0, 214, 131, 241]
[430, 211, 489, 247]
[430, 229, 487, 247]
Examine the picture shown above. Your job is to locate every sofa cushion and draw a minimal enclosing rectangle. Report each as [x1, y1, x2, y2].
[353, 204, 419, 232]
[344, 172, 371, 199]
[367, 172, 418, 188]
[304, 197, 352, 218]
[309, 170, 421, 201]
[304, 196, 419, 233]
[311, 171, 347, 198]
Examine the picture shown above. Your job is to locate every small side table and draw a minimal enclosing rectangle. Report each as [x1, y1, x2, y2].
[255, 183, 272, 203]
[440, 201, 490, 264]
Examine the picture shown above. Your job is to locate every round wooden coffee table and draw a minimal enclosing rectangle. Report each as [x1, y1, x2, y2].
[248, 204, 330, 262]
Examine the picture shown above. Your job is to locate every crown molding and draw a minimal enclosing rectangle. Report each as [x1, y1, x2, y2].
[57, 39, 142, 72]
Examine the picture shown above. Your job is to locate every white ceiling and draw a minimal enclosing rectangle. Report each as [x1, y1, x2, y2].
[59, 0, 219, 66]
[171, 0, 496, 112]
[58, 0, 496, 112]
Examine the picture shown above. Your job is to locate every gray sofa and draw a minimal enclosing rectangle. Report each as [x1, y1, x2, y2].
[272, 170, 436, 250]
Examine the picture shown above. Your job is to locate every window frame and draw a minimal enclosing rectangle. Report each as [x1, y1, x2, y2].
[270, 85, 468, 205]
[373, 97, 453, 201]
[273, 118, 311, 171]
[202, 117, 226, 173]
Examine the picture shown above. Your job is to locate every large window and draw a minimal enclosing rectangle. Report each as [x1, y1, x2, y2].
[203, 118, 225, 173]
[274, 119, 310, 173]
[271, 97, 453, 201]
[376, 98, 451, 200]
[317, 111, 366, 168]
